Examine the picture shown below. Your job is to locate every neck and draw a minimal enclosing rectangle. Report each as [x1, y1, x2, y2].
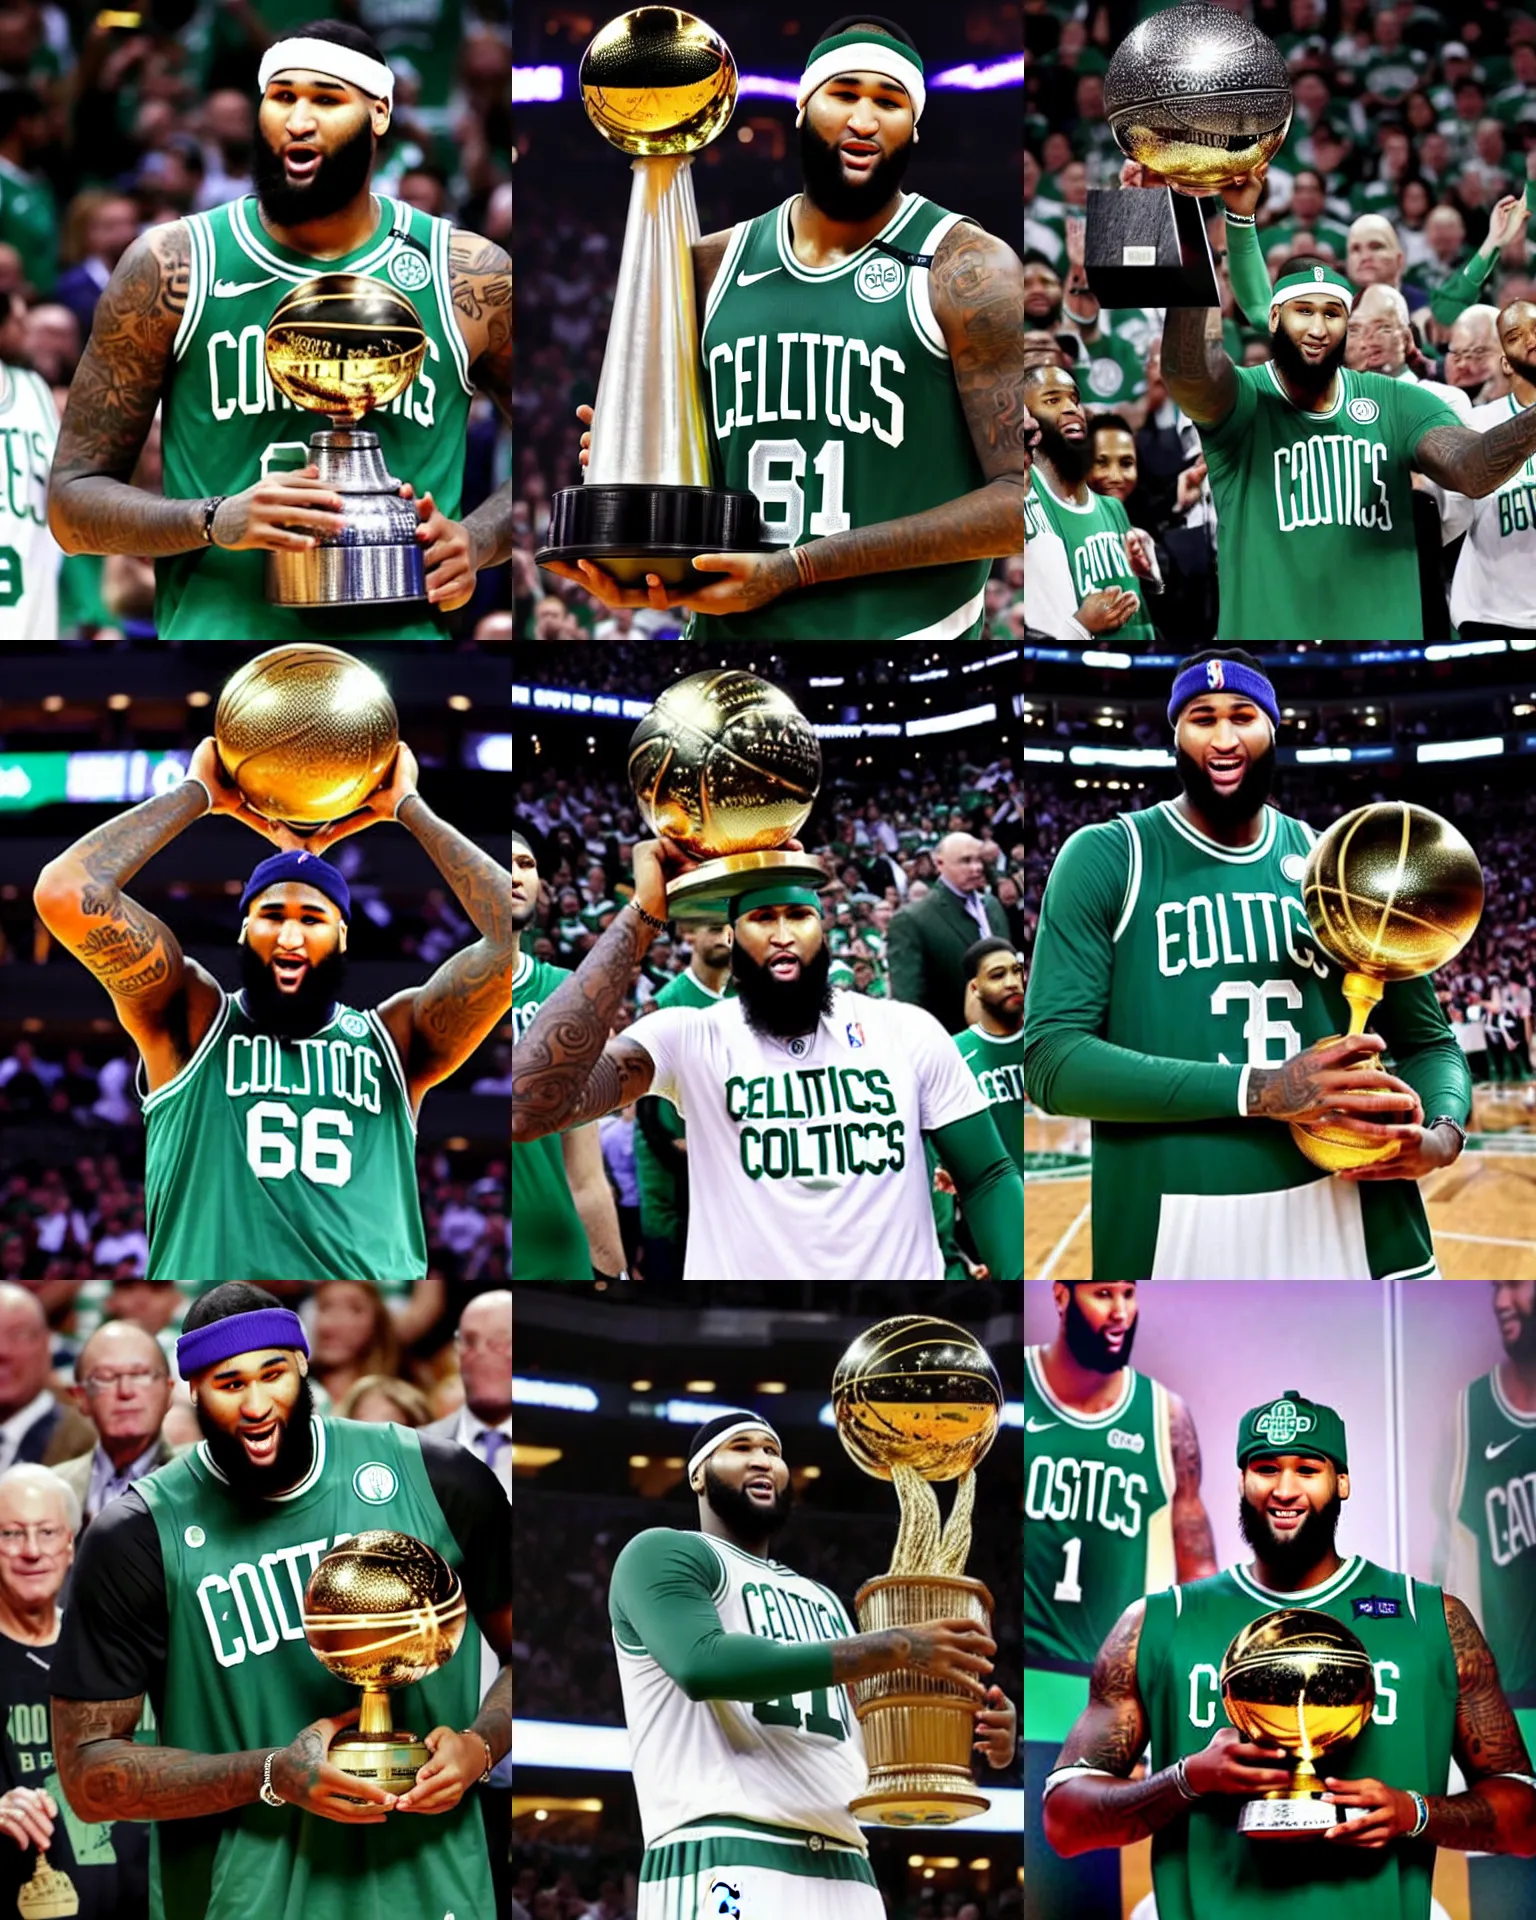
[0, 1589, 58, 1645]
[1513, 377, 1536, 407]
[692, 956, 730, 993]
[1251, 1547, 1344, 1593]
[1042, 1332, 1126, 1413]
[1039, 454, 1088, 505]
[469, 1401, 511, 1429]
[698, 1506, 769, 1559]
[258, 187, 378, 261]
[1277, 365, 1340, 414]
[1173, 791, 1264, 848]
[793, 187, 904, 261]
[1500, 1353, 1536, 1411]
[102, 1433, 154, 1472]
[977, 1009, 1023, 1039]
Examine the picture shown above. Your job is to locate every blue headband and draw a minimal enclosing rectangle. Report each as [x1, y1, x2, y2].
[176, 1307, 310, 1380]
[239, 851, 351, 923]
[1167, 659, 1280, 732]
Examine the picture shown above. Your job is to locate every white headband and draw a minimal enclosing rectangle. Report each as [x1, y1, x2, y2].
[259, 38, 394, 108]
[794, 41, 926, 128]
[687, 1418, 782, 1483]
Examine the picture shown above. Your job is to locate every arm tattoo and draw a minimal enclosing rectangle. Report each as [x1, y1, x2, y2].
[1169, 1395, 1219, 1580]
[1159, 305, 1237, 426]
[48, 223, 207, 557]
[1446, 1592, 1533, 1778]
[792, 225, 1024, 588]
[1057, 1602, 1151, 1775]
[1414, 410, 1536, 497]
[470, 1666, 511, 1764]
[396, 797, 513, 1082]
[1246, 1051, 1330, 1118]
[563, 1038, 656, 1129]
[512, 908, 658, 1140]
[54, 1695, 264, 1822]
[450, 229, 513, 571]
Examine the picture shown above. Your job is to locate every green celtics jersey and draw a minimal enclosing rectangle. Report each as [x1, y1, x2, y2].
[697, 192, 989, 641]
[142, 991, 425, 1282]
[1201, 362, 1459, 640]
[1447, 1368, 1536, 1707]
[1025, 1346, 1175, 1670]
[137, 1417, 493, 1920]
[1025, 800, 1455, 1279]
[511, 952, 589, 1280]
[158, 194, 472, 641]
[1137, 1557, 1458, 1920]
[954, 1024, 1024, 1173]
[633, 965, 733, 1240]
[0, 359, 59, 638]
[1032, 473, 1155, 642]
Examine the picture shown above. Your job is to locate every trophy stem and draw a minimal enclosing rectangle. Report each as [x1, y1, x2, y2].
[587, 154, 712, 488]
[357, 1687, 394, 1738]
[1340, 971, 1385, 1036]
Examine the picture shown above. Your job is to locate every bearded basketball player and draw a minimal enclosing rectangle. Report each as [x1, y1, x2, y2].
[547, 14, 1026, 641]
[45, 19, 511, 642]
[1043, 1389, 1536, 1920]
[609, 1410, 1015, 1920]
[1025, 1283, 1218, 1920]
[33, 742, 513, 1281]
[48, 1285, 511, 1920]
[1022, 648, 1473, 1279]
[511, 836, 1023, 1280]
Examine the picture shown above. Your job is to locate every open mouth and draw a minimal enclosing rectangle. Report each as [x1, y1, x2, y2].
[1268, 1510, 1304, 1532]
[284, 145, 321, 182]
[745, 1478, 776, 1499]
[840, 140, 880, 171]
[272, 955, 308, 991]
[768, 955, 800, 978]
[1061, 419, 1087, 440]
[1207, 755, 1245, 789]
[240, 1421, 280, 1465]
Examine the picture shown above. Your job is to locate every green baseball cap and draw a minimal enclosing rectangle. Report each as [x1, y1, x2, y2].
[1237, 1389, 1349, 1473]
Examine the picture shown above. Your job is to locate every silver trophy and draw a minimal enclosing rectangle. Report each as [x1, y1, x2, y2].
[261, 272, 429, 607]
[535, 6, 762, 586]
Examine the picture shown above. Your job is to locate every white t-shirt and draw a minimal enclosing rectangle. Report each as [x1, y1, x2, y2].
[1434, 392, 1536, 631]
[627, 990, 986, 1279]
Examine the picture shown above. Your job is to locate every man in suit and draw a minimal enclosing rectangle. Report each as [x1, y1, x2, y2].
[54, 1320, 176, 1527]
[0, 1286, 95, 1476]
[888, 833, 1011, 1033]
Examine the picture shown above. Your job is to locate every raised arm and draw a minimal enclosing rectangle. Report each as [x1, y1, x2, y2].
[1168, 1392, 1219, 1582]
[1413, 409, 1536, 499]
[1159, 306, 1238, 428]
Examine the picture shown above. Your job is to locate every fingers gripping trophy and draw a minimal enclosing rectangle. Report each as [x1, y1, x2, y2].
[833, 1316, 1002, 1824]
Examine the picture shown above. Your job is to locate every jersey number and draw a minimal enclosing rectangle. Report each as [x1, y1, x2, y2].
[1053, 1535, 1084, 1604]
[246, 1101, 354, 1187]
[748, 439, 851, 545]
[1211, 980, 1303, 1066]
[0, 543, 24, 607]
[753, 1687, 848, 1741]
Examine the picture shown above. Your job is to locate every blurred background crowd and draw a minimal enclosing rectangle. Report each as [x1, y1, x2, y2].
[0, 0, 510, 638]
[1024, 0, 1536, 640]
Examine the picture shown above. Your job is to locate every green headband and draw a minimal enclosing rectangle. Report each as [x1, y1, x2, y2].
[796, 29, 926, 124]
[1270, 265, 1356, 316]
[729, 882, 824, 921]
[1237, 1389, 1349, 1473]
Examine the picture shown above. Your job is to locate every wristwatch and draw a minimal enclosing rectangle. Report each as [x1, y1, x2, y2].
[1426, 1115, 1468, 1154]
[260, 1750, 285, 1807]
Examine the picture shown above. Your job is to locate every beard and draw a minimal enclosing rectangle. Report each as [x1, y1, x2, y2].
[198, 1377, 315, 1500]
[799, 114, 912, 223]
[978, 987, 1023, 1034]
[1506, 352, 1536, 389]
[1035, 419, 1094, 489]
[239, 941, 349, 1038]
[703, 1461, 792, 1544]
[730, 937, 834, 1040]
[1238, 1489, 1342, 1586]
[253, 112, 375, 227]
[1502, 1303, 1536, 1363]
[1176, 739, 1277, 831]
[1269, 322, 1348, 397]
[1063, 1288, 1137, 1373]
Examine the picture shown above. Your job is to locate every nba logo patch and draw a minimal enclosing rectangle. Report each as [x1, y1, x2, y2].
[846, 1021, 866, 1049]
[1206, 662, 1225, 690]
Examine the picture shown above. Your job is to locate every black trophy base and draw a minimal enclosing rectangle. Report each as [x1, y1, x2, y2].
[1085, 186, 1220, 309]
[537, 483, 765, 587]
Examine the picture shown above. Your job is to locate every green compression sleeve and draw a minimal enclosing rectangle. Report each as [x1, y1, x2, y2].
[1226, 216, 1273, 326]
[609, 1527, 837, 1701]
[931, 1107, 1023, 1281]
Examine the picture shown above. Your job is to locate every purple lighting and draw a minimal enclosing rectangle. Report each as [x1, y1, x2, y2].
[931, 56, 1024, 90]
[512, 58, 1022, 106]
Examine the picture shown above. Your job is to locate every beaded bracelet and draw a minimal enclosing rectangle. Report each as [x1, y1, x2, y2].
[629, 898, 668, 933]
[1407, 1790, 1429, 1839]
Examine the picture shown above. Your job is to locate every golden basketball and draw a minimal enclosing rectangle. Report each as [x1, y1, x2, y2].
[215, 645, 399, 829]
[579, 7, 738, 156]
[264, 273, 427, 422]
[301, 1529, 467, 1690]
[832, 1316, 1002, 1483]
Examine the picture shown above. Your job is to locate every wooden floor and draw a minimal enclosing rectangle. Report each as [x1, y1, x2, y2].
[1024, 1088, 1536, 1281]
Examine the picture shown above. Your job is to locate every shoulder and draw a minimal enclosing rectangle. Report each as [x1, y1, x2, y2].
[92, 220, 190, 335]
[1050, 816, 1137, 881]
[415, 1427, 508, 1515]
[612, 1526, 720, 1584]
[929, 219, 1024, 317]
[447, 225, 511, 278]
[694, 227, 736, 306]
[74, 1485, 162, 1574]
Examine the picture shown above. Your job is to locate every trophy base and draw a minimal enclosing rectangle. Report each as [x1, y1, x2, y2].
[328, 1726, 430, 1794]
[849, 1780, 992, 1827]
[537, 482, 765, 588]
[265, 427, 428, 608]
[1289, 1034, 1405, 1172]
[665, 849, 829, 915]
[1085, 187, 1220, 308]
[1239, 1796, 1368, 1840]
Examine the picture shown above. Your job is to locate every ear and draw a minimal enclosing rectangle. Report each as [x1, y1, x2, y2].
[1337, 1471, 1350, 1502]
[373, 103, 391, 138]
[297, 1355, 310, 1378]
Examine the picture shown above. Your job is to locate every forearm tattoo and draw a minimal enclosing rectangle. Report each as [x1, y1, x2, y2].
[511, 911, 656, 1139]
[397, 797, 514, 1071]
[1416, 409, 1536, 498]
[55, 1696, 263, 1822]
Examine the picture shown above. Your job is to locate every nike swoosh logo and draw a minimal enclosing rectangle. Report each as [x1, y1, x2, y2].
[737, 268, 781, 286]
[212, 276, 279, 298]
[1026, 1418, 1058, 1434]
[1486, 1435, 1523, 1460]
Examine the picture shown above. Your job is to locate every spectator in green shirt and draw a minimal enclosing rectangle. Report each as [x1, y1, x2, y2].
[0, 87, 55, 298]
[1261, 166, 1351, 261]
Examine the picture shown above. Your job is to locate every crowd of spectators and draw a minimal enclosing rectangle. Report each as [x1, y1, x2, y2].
[1025, 0, 1536, 642]
[0, 0, 510, 638]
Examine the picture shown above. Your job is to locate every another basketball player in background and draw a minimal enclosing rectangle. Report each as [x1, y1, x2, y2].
[609, 1411, 1015, 1920]
[0, 286, 62, 638]
[1022, 648, 1472, 1278]
[1024, 1283, 1217, 1920]
[45, 20, 511, 641]
[548, 15, 1025, 641]
[33, 740, 513, 1282]
[1044, 1390, 1536, 1911]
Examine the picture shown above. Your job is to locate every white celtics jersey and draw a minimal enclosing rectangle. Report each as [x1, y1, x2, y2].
[0, 360, 59, 637]
[626, 989, 986, 1279]
[613, 1531, 868, 1848]
[1437, 393, 1536, 630]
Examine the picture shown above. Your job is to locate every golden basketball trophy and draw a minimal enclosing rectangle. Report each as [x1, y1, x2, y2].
[262, 272, 430, 607]
[1290, 802, 1483, 1173]
[214, 644, 399, 831]
[832, 1316, 1001, 1824]
[1221, 1608, 1376, 1838]
[301, 1529, 469, 1790]
[535, 6, 763, 585]
[628, 668, 828, 914]
[17, 1854, 77, 1919]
